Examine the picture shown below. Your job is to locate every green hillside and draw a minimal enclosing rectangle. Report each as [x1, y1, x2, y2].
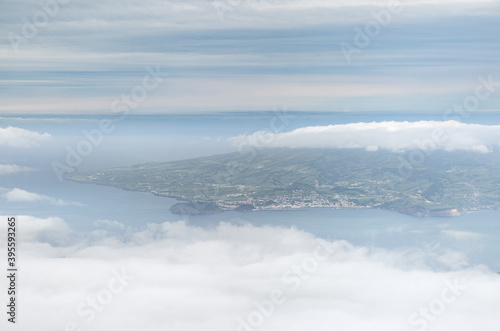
[68, 148, 500, 216]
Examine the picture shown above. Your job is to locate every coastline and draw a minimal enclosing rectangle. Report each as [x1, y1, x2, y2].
[65, 177, 469, 218]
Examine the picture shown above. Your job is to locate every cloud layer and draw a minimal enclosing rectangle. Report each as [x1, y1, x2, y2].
[0, 164, 35, 175]
[0, 216, 499, 331]
[230, 121, 500, 152]
[0, 126, 51, 148]
[2, 188, 83, 206]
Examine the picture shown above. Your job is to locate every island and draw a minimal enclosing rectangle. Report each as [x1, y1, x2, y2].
[67, 148, 500, 216]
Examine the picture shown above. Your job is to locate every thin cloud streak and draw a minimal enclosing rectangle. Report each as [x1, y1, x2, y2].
[2, 188, 84, 206]
[0, 164, 36, 175]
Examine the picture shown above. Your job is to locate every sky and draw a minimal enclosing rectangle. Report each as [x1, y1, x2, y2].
[1, 0, 499, 114]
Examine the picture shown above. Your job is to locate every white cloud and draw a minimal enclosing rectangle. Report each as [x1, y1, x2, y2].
[0, 215, 72, 246]
[0, 126, 51, 148]
[2, 188, 83, 206]
[230, 121, 500, 152]
[19, 215, 72, 243]
[94, 219, 127, 231]
[0, 164, 36, 175]
[0, 217, 498, 331]
[442, 230, 485, 240]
